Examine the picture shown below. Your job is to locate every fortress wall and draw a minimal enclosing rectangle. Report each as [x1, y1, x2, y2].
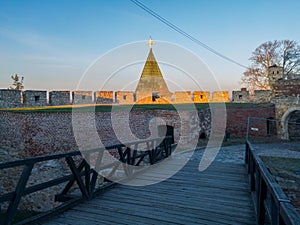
[115, 91, 134, 104]
[193, 91, 210, 103]
[135, 91, 152, 104]
[226, 104, 275, 137]
[49, 91, 71, 106]
[174, 91, 192, 103]
[72, 91, 93, 104]
[0, 104, 276, 158]
[136, 91, 172, 104]
[211, 91, 229, 102]
[0, 89, 286, 107]
[0, 89, 22, 108]
[274, 79, 300, 97]
[23, 90, 47, 106]
[94, 91, 114, 104]
[254, 90, 271, 103]
[232, 90, 250, 103]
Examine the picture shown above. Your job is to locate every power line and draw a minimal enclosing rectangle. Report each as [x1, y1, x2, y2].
[130, 0, 248, 69]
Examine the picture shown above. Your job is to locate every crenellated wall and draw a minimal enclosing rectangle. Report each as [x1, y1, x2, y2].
[23, 90, 47, 106]
[254, 90, 271, 103]
[49, 91, 71, 106]
[232, 89, 250, 103]
[211, 91, 229, 102]
[0, 89, 278, 108]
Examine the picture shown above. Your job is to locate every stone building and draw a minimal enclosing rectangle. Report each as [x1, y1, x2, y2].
[49, 91, 71, 106]
[0, 89, 22, 108]
[135, 38, 172, 104]
[23, 90, 47, 106]
[268, 64, 284, 88]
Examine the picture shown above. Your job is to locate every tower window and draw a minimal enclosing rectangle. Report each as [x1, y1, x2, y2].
[272, 71, 275, 74]
[239, 95, 243, 99]
[123, 95, 127, 100]
[200, 95, 203, 99]
[34, 96, 40, 102]
[82, 96, 86, 100]
[152, 92, 159, 102]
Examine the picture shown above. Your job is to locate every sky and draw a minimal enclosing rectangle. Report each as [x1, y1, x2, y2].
[0, 0, 300, 94]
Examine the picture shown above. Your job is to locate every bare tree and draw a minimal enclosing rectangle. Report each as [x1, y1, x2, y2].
[280, 40, 300, 77]
[241, 40, 300, 93]
[9, 74, 24, 90]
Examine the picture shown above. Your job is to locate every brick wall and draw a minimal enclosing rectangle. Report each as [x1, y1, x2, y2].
[226, 104, 275, 137]
[0, 104, 276, 158]
[274, 79, 300, 97]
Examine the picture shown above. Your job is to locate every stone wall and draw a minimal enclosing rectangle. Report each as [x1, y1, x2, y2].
[115, 91, 134, 104]
[232, 90, 250, 103]
[193, 91, 210, 103]
[0, 104, 276, 157]
[254, 90, 271, 103]
[94, 91, 114, 104]
[72, 91, 93, 104]
[23, 90, 47, 106]
[0, 89, 282, 108]
[174, 91, 192, 103]
[49, 91, 70, 106]
[0, 89, 22, 108]
[211, 91, 229, 102]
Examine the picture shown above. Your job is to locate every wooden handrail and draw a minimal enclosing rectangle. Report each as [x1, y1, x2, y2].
[0, 136, 173, 225]
[245, 140, 300, 225]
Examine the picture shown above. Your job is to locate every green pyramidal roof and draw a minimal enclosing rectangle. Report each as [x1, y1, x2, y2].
[135, 48, 170, 94]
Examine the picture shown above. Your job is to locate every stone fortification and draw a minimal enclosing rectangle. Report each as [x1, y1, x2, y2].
[0, 89, 278, 108]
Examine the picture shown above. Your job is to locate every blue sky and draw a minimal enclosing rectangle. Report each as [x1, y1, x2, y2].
[0, 0, 299, 93]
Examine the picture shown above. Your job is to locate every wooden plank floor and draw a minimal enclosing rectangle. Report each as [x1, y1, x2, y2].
[40, 155, 257, 225]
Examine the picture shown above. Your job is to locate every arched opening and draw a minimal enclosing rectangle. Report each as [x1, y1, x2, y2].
[288, 110, 300, 140]
[281, 107, 300, 140]
[199, 132, 206, 139]
[157, 125, 174, 144]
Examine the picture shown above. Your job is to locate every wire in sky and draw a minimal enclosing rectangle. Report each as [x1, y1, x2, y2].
[130, 0, 248, 69]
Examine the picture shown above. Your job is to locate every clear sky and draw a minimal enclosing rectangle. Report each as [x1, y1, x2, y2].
[0, 0, 299, 94]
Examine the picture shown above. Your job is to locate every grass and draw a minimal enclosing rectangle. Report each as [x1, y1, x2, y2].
[260, 156, 300, 174]
[0, 103, 272, 113]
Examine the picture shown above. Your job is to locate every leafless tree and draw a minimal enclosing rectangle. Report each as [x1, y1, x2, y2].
[241, 40, 300, 93]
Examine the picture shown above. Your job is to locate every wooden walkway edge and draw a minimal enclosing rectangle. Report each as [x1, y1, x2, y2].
[39, 156, 257, 225]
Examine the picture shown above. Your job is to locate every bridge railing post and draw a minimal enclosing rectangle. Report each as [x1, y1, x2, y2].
[245, 141, 300, 225]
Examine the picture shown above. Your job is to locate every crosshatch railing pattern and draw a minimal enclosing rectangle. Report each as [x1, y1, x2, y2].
[0, 136, 173, 225]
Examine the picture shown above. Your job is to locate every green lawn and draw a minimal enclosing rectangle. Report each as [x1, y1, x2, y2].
[0, 103, 272, 113]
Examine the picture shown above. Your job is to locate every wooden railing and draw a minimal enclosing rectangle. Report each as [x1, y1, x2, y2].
[245, 140, 300, 225]
[0, 136, 173, 225]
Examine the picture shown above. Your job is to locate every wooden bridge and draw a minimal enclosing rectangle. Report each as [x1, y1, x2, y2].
[1, 138, 299, 225]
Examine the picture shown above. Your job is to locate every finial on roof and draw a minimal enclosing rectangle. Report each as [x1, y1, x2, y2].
[147, 37, 155, 49]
